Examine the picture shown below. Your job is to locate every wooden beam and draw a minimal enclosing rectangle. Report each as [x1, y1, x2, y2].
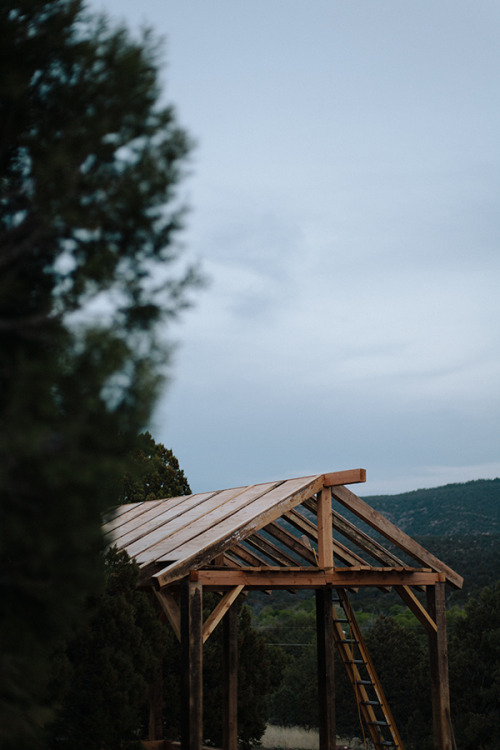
[317, 488, 333, 568]
[229, 543, 269, 567]
[323, 468, 366, 486]
[395, 585, 437, 634]
[223, 600, 238, 750]
[181, 581, 203, 750]
[148, 663, 163, 741]
[154, 589, 181, 642]
[316, 589, 335, 750]
[331, 507, 405, 567]
[246, 533, 300, 566]
[195, 567, 444, 589]
[284, 508, 369, 567]
[265, 521, 317, 565]
[202, 586, 244, 644]
[427, 583, 453, 750]
[331, 485, 463, 589]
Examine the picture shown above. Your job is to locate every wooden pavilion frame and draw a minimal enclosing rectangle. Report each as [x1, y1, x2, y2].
[107, 469, 462, 750]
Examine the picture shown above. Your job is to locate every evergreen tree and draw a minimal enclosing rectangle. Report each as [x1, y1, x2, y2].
[49, 548, 167, 750]
[117, 435, 282, 747]
[0, 2, 197, 746]
[449, 581, 500, 750]
[365, 615, 431, 750]
[121, 431, 191, 503]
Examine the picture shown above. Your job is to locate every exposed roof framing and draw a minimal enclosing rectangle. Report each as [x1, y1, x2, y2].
[106, 468, 463, 591]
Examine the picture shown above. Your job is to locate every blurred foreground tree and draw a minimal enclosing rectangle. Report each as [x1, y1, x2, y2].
[0, 2, 198, 746]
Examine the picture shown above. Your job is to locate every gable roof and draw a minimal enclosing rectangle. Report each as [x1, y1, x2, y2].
[106, 469, 463, 590]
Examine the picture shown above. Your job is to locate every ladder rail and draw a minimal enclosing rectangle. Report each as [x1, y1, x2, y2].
[332, 588, 405, 750]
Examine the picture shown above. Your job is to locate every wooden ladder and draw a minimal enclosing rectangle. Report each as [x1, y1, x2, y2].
[332, 588, 405, 750]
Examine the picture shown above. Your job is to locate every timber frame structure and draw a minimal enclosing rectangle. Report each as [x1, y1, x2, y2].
[106, 469, 463, 750]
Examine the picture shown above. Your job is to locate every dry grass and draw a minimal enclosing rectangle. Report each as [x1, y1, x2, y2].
[260, 725, 370, 750]
[260, 725, 320, 750]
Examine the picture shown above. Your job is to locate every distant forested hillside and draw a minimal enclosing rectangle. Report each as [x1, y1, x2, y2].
[362, 478, 500, 536]
[356, 478, 500, 604]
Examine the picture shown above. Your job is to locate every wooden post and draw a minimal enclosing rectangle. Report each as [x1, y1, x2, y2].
[316, 588, 335, 750]
[181, 579, 203, 750]
[427, 582, 452, 750]
[317, 488, 334, 569]
[223, 600, 239, 750]
[148, 661, 163, 741]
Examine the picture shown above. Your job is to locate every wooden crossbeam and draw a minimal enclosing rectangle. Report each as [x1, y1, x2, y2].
[195, 567, 444, 589]
[395, 585, 437, 634]
[202, 586, 244, 643]
[154, 589, 181, 641]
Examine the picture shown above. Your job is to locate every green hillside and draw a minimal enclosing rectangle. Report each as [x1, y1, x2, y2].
[362, 477, 500, 536]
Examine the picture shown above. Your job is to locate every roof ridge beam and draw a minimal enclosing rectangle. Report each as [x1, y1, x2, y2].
[323, 469, 366, 486]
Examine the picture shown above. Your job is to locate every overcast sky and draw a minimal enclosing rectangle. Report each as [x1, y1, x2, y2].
[91, 0, 500, 496]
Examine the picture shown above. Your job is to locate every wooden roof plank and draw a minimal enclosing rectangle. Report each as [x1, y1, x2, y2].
[111, 491, 222, 547]
[137, 477, 313, 565]
[132, 481, 285, 564]
[331, 485, 464, 589]
[152, 474, 324, 587]
[150, 476, 320, 564]
[127, 484, 266, 561]
[103, 501, 154, 535]
[108, 496, 188, 542]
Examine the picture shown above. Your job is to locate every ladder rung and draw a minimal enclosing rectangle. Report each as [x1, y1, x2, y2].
[348, 659, 365, 664]
[370, 720, 389, 726]
[339, 638, 356, 644]
[334, 618, 349, 623]
[361, 700, 379, 705]
[357, 679, 372, 685]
